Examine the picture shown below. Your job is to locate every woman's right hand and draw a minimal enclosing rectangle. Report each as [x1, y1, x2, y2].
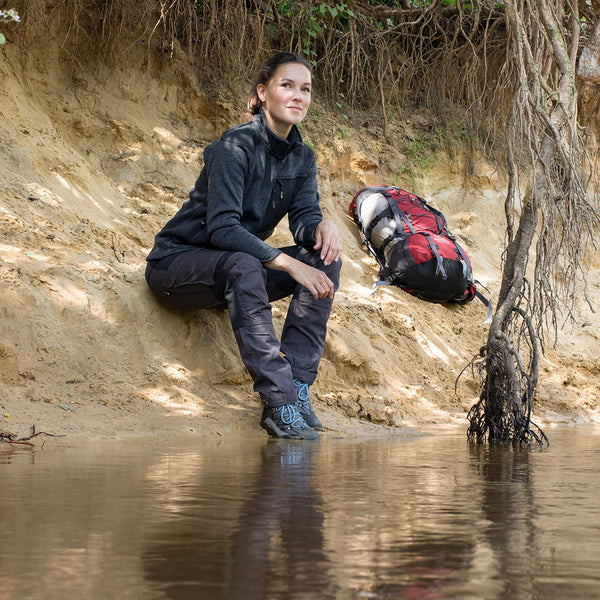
[265, 253, 335, 299]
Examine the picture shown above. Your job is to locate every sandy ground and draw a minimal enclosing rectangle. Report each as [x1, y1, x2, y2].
[1, 35, 599, 445]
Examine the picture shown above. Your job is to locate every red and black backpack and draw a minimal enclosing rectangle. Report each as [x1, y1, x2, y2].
[350, 185, 489, 309]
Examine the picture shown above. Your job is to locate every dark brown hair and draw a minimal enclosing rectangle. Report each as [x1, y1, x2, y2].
[247, 52, 312, 115]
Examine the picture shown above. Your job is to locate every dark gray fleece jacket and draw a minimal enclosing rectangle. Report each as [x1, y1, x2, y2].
[146, 110, 323, 264]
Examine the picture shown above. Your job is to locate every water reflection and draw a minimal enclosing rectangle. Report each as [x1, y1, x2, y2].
[224, 442, 335, 599]
[469, 445, 538, 599]
[312, 437, 481, 599]
[468, 436, 600, 599]
[142, 441, 336, 599]
[1, 427, 599, 600]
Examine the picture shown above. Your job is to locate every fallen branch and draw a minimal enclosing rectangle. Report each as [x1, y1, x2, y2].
[0, 425, 65, 446]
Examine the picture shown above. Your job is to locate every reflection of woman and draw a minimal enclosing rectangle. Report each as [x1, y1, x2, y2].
[141, 442, 335, 600]
[145, 52, 342, 440]
[225, 441, 335, 599]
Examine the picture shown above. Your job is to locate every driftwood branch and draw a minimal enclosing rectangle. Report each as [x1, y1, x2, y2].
[0, 425, 65, 447]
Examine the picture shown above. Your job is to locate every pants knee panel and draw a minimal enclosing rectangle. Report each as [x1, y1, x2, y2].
[221, 252, 265, 281]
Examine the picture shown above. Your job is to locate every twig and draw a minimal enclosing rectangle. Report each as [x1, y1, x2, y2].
[0, 425, 65, 446]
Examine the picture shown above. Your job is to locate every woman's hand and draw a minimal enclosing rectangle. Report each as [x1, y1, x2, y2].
[314, 220, 342, 266]
[265, 253, 335, 299]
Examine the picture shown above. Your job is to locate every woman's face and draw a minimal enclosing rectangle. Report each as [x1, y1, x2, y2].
[257, 62, 312, 139]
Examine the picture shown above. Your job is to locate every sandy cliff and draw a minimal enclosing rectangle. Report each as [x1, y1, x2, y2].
[1, 36, 599, 441]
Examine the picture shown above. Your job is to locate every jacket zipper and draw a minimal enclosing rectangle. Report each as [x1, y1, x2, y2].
[273, 181, 283, 209]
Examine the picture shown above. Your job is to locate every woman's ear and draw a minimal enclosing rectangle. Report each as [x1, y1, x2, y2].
[256, 83, 266, 104]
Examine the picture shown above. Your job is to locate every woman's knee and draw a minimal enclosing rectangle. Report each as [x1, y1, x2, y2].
[328, 256, 342, 286]
[287, 246, 342, 290]
[219, 252, 265, 281]
[313, 252, 342, 289]
[217, 252, 269, 299]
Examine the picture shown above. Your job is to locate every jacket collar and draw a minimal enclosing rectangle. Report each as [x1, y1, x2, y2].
[254, 108, 303, 160]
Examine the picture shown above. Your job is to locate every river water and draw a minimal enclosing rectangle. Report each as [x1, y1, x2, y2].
[1, 425, 599, 599]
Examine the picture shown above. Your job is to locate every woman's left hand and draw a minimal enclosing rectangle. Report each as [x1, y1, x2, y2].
[314, 220, 342, 266]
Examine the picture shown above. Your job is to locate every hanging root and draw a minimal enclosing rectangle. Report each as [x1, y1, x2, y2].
[463, 306, 548, 448]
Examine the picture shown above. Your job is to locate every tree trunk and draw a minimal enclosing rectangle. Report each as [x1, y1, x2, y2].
[467, 0, 589, 446]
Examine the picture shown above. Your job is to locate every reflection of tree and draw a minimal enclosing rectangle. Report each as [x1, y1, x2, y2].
[469, 445, 542, 598]
[142, 441, 336, 600]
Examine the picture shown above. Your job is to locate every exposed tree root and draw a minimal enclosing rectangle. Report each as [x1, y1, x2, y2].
[463, 303, 548, 447]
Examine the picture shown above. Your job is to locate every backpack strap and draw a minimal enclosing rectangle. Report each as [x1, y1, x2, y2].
[383, 191, 449, 279]
[423, 202, 449, 233]
[358, 219, 389, 279]
[418, 199, 471, 270]
[473, 280, 493, 323]
[403, 194, 470, 270]
[363, 208, 393, 252]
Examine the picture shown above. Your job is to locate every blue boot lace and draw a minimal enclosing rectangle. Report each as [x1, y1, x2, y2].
[275, 403, 307, 428]
[293, 379, 312, 409]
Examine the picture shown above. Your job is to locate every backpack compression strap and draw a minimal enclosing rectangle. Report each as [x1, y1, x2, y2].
[387, 190, 474, 280]
[383, 190, 449, 279]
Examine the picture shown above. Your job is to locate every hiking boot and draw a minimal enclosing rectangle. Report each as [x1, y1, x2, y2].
[261, 402, 320, 440]
[293, 379, 323, 431]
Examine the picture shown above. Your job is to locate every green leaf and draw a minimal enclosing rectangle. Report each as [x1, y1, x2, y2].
[0, 33, 6, 45]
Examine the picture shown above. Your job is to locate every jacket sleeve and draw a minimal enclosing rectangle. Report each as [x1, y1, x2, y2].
[204, 140, 281, 263]
[287, 150, 323, 246]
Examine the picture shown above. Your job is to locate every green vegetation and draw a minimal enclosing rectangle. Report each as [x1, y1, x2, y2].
[0, 8, 20, 45]
[270, 2, 355, 64]
[394, 136, 440, 188]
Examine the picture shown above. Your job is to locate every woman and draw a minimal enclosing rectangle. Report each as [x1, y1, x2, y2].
[145, 52, 342, 440]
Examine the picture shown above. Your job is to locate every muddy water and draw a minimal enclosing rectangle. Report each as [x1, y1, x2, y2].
[1, 426, 600, 600]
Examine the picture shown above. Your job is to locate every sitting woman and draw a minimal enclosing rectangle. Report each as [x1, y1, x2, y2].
[145, 52, 342, 440]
